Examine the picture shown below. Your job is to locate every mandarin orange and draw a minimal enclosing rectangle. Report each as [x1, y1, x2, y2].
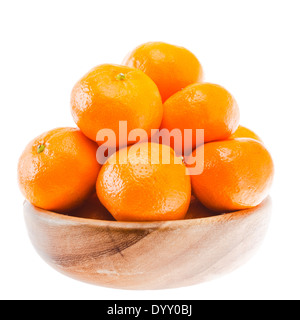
[229, 125, 262, 142]
[18, 127, 100, 213]
[71, 64, 163, 147]
[161, 82, 240, 155]
[123, 42, 203, 102]
[96, 143, 191, 221]
[68, 193, 115, 220]
[185, 196, 219, 219]
[187, 138, 274, 212]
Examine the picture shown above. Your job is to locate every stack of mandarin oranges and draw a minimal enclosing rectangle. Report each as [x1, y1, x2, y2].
[18, 42, 274, 222]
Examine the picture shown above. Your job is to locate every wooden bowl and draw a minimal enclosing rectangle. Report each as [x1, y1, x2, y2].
[23, 197, 272, 290]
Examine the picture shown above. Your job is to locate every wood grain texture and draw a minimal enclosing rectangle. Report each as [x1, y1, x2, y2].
[23, 197, 272, 290]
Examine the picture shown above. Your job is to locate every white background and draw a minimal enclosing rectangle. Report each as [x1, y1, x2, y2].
[1, 0, 299, 300]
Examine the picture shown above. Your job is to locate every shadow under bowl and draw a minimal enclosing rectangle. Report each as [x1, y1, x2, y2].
[23, 197, 272, 290]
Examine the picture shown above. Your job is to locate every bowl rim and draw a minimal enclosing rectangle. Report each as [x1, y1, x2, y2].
[23, 197, 271, 230]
